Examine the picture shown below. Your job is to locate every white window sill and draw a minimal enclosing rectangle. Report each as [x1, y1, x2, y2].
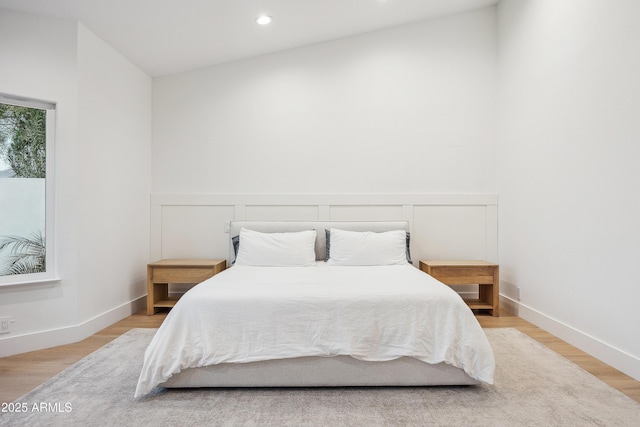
[0, 277, 62, 287]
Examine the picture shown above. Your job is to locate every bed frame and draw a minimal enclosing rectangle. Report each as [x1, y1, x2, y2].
[162, 220, 480, 388]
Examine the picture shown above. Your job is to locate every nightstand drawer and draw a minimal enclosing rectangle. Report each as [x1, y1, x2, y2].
[151, 267, 215, 284]
[427, 266, 495, 285]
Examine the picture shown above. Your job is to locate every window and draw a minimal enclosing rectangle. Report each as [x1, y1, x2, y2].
[0, 94, 56, 286]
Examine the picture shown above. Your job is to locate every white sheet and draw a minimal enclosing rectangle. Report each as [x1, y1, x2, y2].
[135, 263, 495, 397]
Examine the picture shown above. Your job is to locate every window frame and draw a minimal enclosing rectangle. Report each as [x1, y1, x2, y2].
[0, 94, 58, 286]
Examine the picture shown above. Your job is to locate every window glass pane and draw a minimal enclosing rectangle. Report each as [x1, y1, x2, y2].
[0, 103, 47, 277]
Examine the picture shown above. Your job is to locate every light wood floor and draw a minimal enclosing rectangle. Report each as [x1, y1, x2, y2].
[1, 308, 639, 404]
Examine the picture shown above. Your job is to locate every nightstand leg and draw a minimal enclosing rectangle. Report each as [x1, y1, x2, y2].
[146, 266, 154, 315]
[479, 284, 499, 317]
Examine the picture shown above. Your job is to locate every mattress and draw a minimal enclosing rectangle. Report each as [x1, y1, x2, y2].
[135, 263, 495, 397]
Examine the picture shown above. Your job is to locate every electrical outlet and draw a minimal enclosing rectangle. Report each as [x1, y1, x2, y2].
[0, 316, 15, 334]
[515, 287, 521, 301]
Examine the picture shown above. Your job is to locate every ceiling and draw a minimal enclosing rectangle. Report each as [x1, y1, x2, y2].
[0, 0, 498, 77]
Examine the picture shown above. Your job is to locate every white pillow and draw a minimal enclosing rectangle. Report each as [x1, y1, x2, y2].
[234, 228, 317, 267]
[326, 228, 408, 266]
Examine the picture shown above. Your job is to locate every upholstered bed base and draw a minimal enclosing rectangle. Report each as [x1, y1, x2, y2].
[162, 356, 479, 388]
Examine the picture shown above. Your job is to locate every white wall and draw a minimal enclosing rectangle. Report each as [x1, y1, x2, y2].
[76, 24, 152, 322]
[152, 8, 497, 194]
[0, 10, 151, 356]
[497, 0, 640, 379]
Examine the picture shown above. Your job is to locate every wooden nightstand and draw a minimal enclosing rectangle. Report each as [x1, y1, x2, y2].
[419, 260, 499, 316]
[147, 259, 226, 315]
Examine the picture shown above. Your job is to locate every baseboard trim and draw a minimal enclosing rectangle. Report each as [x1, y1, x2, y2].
[500, 295, 640, 381]
[0, 295, 146, 358]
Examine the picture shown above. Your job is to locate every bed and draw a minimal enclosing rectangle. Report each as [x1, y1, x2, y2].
[135, 221, 495, 398]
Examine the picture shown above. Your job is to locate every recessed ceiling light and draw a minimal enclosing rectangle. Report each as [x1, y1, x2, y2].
[256, 15, 273, 25]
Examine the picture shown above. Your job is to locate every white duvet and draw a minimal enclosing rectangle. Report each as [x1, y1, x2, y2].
[135, 263, 495, 397]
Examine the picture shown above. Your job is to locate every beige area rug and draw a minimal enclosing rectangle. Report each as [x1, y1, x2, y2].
[2, 328, 639, 427]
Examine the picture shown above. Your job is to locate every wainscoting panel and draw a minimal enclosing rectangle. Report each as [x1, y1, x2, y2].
[151, 194, 498, 267]
[159, 205, 235, 260]
[244, 205, 320, 221]
[328, 205, 404, 222]
[411, 205, 488, 261]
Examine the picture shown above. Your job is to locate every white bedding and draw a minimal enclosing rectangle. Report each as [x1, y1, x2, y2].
[135, 263, 495, 397]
